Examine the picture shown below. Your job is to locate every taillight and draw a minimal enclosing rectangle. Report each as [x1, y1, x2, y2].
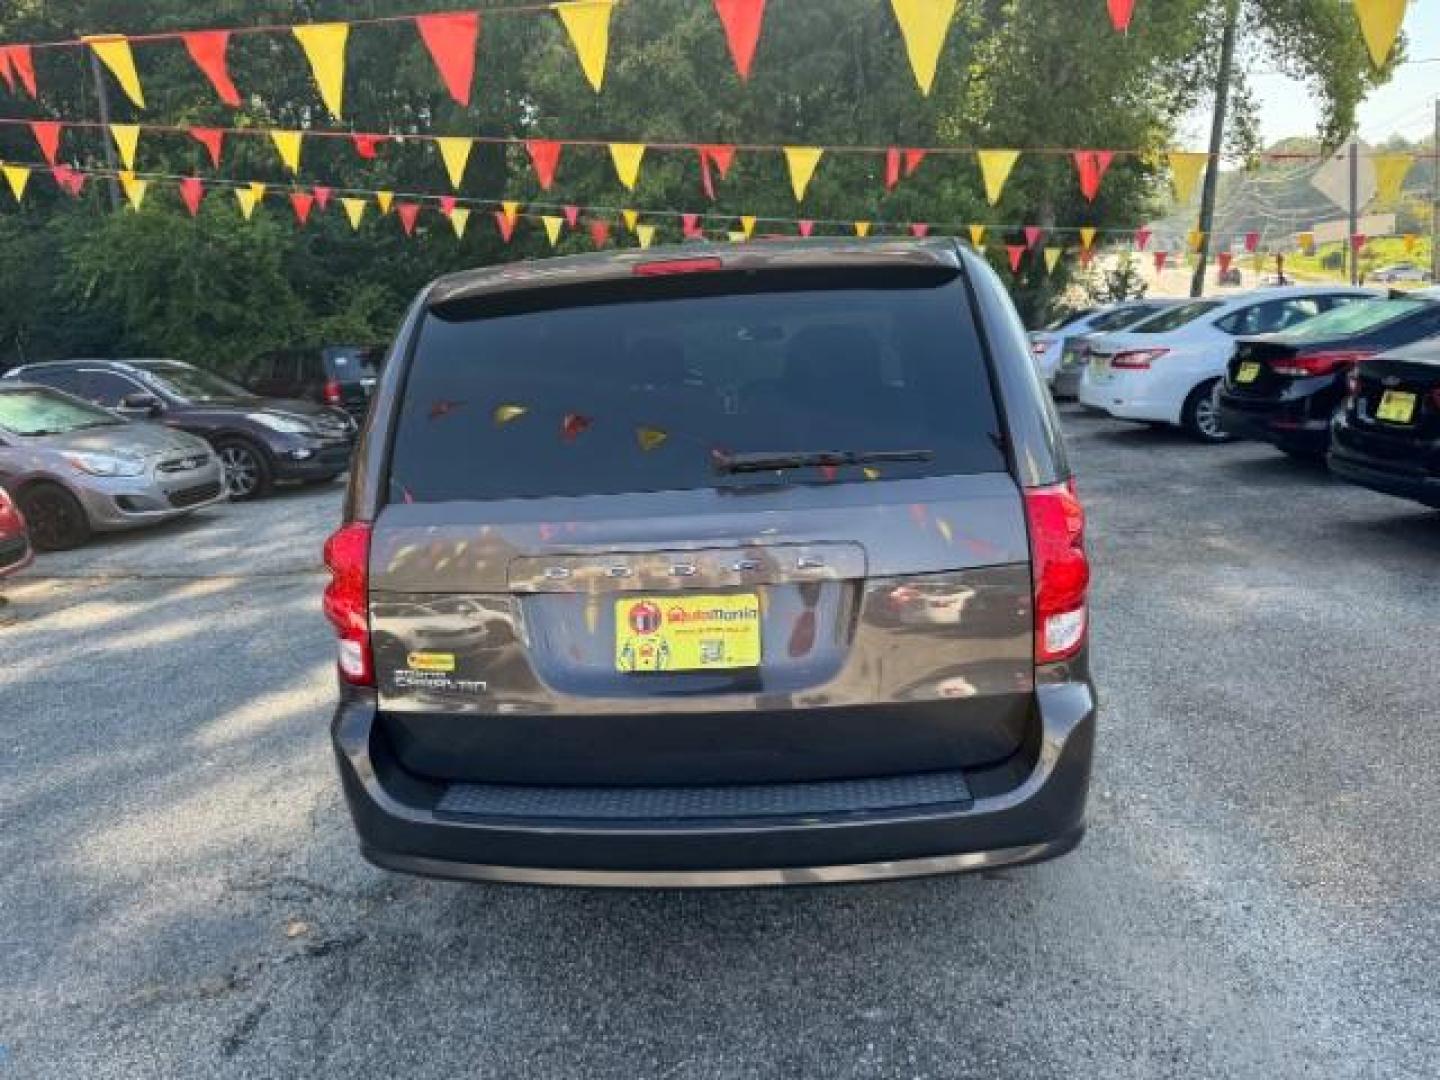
[633, 256, 723, 276]
[323, 522, 373, 685]
[322, 377, 343, 405]
[1111, 347, 1169, 369]
[1025, 479, 1089, 664]
[1029, 337, 1051, 358]
[1429, 387, 1440, 411]
[1271, 349, 1377, 377]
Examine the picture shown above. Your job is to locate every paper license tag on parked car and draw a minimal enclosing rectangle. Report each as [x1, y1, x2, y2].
[615, 594, 761, 673]
[1236, 361, 1261, 384]
[1376, 390, 1417, 424]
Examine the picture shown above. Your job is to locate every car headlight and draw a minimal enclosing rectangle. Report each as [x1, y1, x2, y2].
[246, 412, 314, 435]
[62, 451, 146, 477]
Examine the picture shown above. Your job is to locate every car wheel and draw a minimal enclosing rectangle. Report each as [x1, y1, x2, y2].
[216, 439, 273, 500]
[17, 482, 92, 551]
[1182, 379, 1232, 444]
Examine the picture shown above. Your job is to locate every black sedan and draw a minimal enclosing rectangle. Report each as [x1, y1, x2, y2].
[1218, 290, 1440, 458]
[1329, 340, 1440, 509]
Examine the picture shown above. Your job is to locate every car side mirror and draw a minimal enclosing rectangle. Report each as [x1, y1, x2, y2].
[117, 392, 162, 418]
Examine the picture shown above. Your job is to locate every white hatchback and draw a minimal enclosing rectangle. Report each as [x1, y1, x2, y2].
[1078, 286, 1376, 441]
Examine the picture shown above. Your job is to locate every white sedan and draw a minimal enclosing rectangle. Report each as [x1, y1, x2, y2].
[1078, 286, 1376, 442]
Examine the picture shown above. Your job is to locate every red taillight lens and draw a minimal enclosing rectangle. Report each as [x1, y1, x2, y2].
[1025, 479, 1089, 664]
[1271, 349, 1377, 377]
[1429, 388, 1440, 411]
[323, 522, 373, 685]
[632, 256, 723, 277]
[1111, 347, 1169, 370]
[1029, 337, 1051, 357]
[322, 377, 343, 404]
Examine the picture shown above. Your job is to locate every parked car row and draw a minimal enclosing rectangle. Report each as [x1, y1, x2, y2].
[1039, 286, 1440, 511]
[0, 346, 379, 555]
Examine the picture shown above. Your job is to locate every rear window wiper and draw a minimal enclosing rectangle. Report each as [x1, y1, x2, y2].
[712, 448, 933, 475]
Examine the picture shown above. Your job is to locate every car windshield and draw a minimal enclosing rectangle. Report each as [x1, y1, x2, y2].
[1278, 297, 1432, 341]
[388, 267, 1007, 503]
[132, 361, 253, 402]
[326, 348, 382, 379]
[0, 386, 125, 436]
[1128, 301, 1223, 333]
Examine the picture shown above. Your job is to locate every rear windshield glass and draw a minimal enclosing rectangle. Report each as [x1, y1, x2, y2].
[326, 348, 381, 378]
[1130, 301, 1222, 333]
[1088, 303, 1160, 332]
[1279, 297, 1432, 341]
[1042, 308, 1094, 331]
[387, 269, 1006, 503]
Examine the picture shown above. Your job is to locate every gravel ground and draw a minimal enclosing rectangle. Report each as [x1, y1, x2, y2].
[2, 409, 1437, 1079]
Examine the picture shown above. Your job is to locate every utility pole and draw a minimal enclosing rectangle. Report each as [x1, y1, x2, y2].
[1190, 0, 1240, 298]
[1348, 140, 1360, 285]
[85, 43, 122, 212]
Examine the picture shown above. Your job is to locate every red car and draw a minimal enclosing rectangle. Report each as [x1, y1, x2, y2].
[0, 484, 33, 578]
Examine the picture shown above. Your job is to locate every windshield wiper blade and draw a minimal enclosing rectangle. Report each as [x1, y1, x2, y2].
[712, 448, 933, 475]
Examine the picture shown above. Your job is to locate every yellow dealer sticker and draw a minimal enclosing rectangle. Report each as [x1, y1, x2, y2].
[615, 594, 762, 673]
[406, 651, 456, 673]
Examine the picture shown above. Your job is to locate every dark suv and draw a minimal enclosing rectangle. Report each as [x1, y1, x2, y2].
[324, 240, 1095, 887]
[5, 358, 356, 500]
[242, 345, 383, 422]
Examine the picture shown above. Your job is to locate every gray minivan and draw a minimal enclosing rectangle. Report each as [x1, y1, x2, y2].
[325, 239, 1095, 887]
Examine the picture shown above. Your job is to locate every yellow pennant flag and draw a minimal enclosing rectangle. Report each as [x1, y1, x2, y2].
[976, 150, 1020, 206]
[449, 207, 471, 239]
[1044, 247, 1063, 273]
[740, 214, 757, 238]
[555, 0, 614, 92]
[109, 124, 140, 171]
[542, 215, 564, 246]
[636, 223, 656, 249]
[783, 147, 823, 202]
[1372, 153, 1412, 204]
[501, 200, 521, 225]
[636, 427, 667, 451]
[376, 190, 394, 214]
[621, 208, 640, 233]
[968, 224, 986, 247]
[3, 164, 30, 202]
[341, 197, 367, 230]
[85, 35, 145, 108]
[1168, 151, 1208, 204]
[293, 22, 350, 118]
[854, 221, 872, 237]
[1297, 231, 1315, 255]
[117, 170, 146, 210]
[1353, 0, 1407, 67]
[1403, 233, 1418, 254]
[270, 130, 303, 174]
[889, 0, 959, 96]
[1079, 226, 1097, 251]
[1187, 228, 1205, 252]
[436, 137, 473, 190]
[609, 143, 646, 190]
[235, 183, 265, 220]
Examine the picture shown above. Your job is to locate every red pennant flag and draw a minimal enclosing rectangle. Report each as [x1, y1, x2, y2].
[885, 147, 902, 191]
[51, 166, 82, 197]
[698, 144, 735, 199]
[1153, 250, 1168, 272]
[1217, 251, 1233, 275]
[438, 195, 457, 217]
[712, 0, 765, 80]
[312, 185, 331, 211]
[416, 12, 480, 106]
[903, 148, 926, 176]
[1073, 150, 1114, 202]
[0, 48, 12, 92]
[396, 202, 420, 236]
[353, 133, 387, 159]
[797, 219, 814, 237]
[1023, 226, 1043, 249]
[1006, 245, 1025, 273]
[526, 139, 563, 190]
[290, 191, 315, 225]
[561, 413, 592, 443]
[189, 127, 224, 168]
[1350, 233, 1366, 251]
[1135, 227, 1152, 251]
[588, 218, 611, 248]
[494, 209, 516, 242]
[910, 222, 930, 237]
[1243, 231, 1259, 253]
[564, 204, 580, 228]
[30, 121, 61, 166]
[7, 46, 37, 97]
[1079, 248, 1095, 268]
[182, 30, 241, 106]
[179, 176, 204, 216]
[1107, 0, 1136, 32]
[682, 212, 702, 238]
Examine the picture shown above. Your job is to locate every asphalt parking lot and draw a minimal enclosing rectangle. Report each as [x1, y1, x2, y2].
[3, 405, 1437, 1079]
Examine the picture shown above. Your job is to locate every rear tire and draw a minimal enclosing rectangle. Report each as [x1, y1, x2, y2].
[17, 482, 91, 551]
[216, 438, 273, 501]
[1181, 378, 1232, 444]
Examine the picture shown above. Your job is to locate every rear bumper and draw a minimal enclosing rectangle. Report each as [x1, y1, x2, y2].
[1328, 447, 1440, 508]
[331, 680, 1096, 887]
[1217, 398, 1329, 453]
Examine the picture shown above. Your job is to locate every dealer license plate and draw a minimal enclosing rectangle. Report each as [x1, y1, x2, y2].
[1236, 361, 1261, 384]
[615, 594, 762, 672]
[1376, 390, 1417, 424]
